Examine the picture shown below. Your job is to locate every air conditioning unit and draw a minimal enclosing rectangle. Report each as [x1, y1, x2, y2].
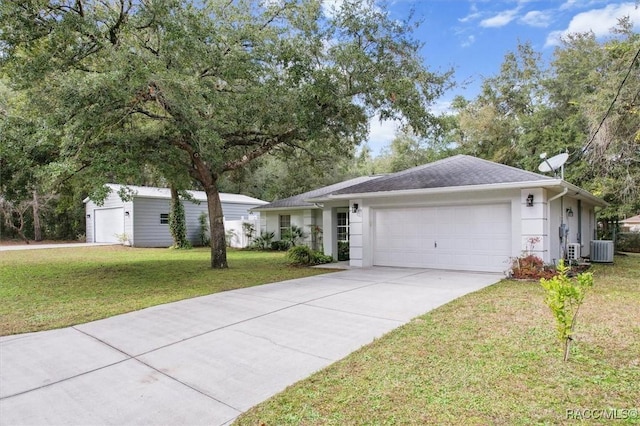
[567, 243, 581, 260]
[590, 240, 614, 263]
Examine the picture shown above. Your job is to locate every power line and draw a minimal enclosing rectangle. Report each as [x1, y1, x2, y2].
[578, 45, 640, 156]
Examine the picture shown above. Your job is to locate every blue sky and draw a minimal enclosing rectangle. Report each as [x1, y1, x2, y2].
[366, 0, 640, 155]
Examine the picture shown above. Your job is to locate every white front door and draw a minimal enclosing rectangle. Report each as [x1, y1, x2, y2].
[94, 208, 124, 243]
[373, 204, 511, 272]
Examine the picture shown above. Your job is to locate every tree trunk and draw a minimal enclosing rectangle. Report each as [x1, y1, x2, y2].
[563, 337, 572, 362]
[32, 190, 42, 241]
[204, 184, 228, 269]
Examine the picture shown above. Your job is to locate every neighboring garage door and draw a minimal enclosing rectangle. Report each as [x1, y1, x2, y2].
[94, 207, 124, 243]
[373, 204, 511, 272]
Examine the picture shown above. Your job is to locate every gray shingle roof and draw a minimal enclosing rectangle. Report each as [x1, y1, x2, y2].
[332, 155, 553, 195]
[255, 175, 381, 210]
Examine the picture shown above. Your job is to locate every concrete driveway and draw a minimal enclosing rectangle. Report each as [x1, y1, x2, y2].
[0, 267, 501, 425]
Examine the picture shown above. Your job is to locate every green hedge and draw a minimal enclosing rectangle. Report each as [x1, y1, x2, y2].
[616, 232, 640, 253]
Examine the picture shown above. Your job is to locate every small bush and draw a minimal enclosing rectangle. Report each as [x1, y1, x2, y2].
[271, 240, 290, 251]
[312, 252, 333, 264]
[540, 259, 594, 361]
[616, 232, 640, 253]
[510, 254, 556, 280]
[198, 212, 210, 247]
[338, 241, 350, 261]
[251, 231, 275, 250]
[281, 225, 306, 247]
[286, 245, 333, 266]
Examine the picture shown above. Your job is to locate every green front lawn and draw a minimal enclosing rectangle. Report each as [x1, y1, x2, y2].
[236, 254, 640, 425]
[0, 246, 332, 335]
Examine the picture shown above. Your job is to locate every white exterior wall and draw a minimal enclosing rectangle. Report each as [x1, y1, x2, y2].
[224, 219, 260, 248]
[322, 207, 334, 258]
[260, 210, 312, 241]
[349, 200, 364, 267]
[252, 186, 603, 270]
[547, 194, 598, 262]
[520, 188, 548, 260]
[85, 193, 133, 244]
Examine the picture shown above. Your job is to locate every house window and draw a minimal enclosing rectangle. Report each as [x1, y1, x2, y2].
[337, 212, 349, 242]
[279, 215, 291, 238]
[160, 213, 169, 224]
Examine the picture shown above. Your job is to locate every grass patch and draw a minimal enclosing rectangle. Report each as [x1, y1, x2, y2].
[236, 254, 640, 425]
[0, 246, 333, 335]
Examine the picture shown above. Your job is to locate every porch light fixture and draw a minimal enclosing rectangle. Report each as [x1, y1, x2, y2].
[352, 203, 359, 213]
[125, 211, 130, 217]
[566, 207, 574, 217]
[86, 214, 91, 218]
[526, 194, 534, 207]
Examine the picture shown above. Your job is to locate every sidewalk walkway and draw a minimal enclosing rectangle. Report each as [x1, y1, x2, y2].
[0, 243, 117, 251]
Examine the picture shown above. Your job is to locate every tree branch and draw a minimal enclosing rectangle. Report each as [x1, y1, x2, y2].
[223, 128, 298, 171]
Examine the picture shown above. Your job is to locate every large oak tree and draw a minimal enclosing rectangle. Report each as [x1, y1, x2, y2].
[0, 0, 449, 267]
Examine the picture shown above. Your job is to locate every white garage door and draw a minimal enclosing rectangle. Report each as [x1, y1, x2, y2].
[94, 208, 124, 243]
[373, 204, 511, 272]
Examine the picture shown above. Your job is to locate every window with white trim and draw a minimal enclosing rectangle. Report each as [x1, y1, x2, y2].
[337, 211, 349, 242]
[279, 215, 291, 238]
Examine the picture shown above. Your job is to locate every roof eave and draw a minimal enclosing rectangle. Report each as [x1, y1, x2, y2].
[312, 180, 553, 201]
[251, 205, 321, 212]
[310, 179, 607, 207]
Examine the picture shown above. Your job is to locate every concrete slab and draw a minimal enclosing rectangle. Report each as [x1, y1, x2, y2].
[75, 292, 295, 356]
[230, 304, 402, 361]
[386, 270, 504, 289]
[1, 267, 502, 425]
[307, 282, 476, 322]
[0, 328, 128, 398]
[231, 275, 376, 303]
[139, 328, 330, 412]
[327, 267, 430, 282]
[0, 359, 239, 425]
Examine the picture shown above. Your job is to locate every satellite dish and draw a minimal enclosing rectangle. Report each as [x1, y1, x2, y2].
[538, 152, 569, 174]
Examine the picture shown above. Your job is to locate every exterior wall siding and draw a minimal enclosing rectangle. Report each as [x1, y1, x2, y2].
[86, 191, 262, 247]
[222, 202, 260, 221]
[132, 198, 210, 247]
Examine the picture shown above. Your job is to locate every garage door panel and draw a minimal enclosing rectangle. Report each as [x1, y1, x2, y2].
[374, 204, 511, 272]
[94, 208, 124, 243]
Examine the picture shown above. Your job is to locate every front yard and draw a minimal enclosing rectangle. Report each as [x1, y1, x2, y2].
[0, 246, 332, 335]
[236, 254, 640, 425]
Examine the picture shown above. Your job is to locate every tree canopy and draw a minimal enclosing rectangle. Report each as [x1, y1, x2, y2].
[0, 0, 451, 266]
[453, 24, 640, 218]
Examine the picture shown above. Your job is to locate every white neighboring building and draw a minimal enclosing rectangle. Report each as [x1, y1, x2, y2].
[84, 184, 267, 247]
[621, 214, 640, 232]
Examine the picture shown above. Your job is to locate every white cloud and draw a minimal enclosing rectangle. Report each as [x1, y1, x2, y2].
[559, 0, 580, 11]
[429, 99, 454, 116]
[461, 35, 476, 48]
[520, 10, 553, 27]
[459, 2, 481, 23]
[367, 117, 400, 156]
[480, 8, 520, 28]
[545, 2, 640, 47]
